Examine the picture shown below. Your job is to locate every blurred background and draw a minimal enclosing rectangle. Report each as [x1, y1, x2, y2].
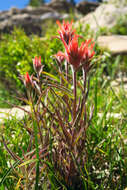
[0, 0, 101, 11]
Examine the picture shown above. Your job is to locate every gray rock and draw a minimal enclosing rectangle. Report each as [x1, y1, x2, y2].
[98, 35, 127, 55]
[0, 13, 42, 35]
[40, 12, 61, 20]
[9, 7, 20, 15]
[76, 3, 127, 32]
[46, 0, 75, 13]
[111, 77, 127, 94]
[20, 6, 54, 15]
[40, 12, 69, 20]
[0, 105, 31, 123]
[76, 1, 100, 15]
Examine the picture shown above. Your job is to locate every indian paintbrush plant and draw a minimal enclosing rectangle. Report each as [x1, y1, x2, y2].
[2, 20, 95, 189]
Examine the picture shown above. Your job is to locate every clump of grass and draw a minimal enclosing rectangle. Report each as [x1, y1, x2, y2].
[0, 116, 30, 189]
[0, 82, 20, 108]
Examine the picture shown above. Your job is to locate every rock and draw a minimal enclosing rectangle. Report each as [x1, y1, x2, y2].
[0, 6, 69, 35]
[98, 35, 127, 55]
[0, 14, 42, 35]
[77, 3, 127, 32]
[40, 12, 68, 21]
[20, 6, 54, 15]
[111, 77, 127, 93]
[9, 7, 20, 15]
[0, 12, 10, 22]
[76, 1, 99, 15]
[46, 0, 75, 13]
[40, 12, 60, 20]
[0, 105, 30, 123]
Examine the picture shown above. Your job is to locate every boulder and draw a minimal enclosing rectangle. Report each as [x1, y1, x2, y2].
[97, 35, 127, 55]
[76, 1, 99, 15]
[40, 12, 68, 21]
[0, 3, 70, 35]
[20, 6, 55, 15]
[0, 105, 31, 123]
[111, 77, 127, 94]
[0, 14, 42, 35]
[46, 0, 75, 13]
[76, 3, 127, 32]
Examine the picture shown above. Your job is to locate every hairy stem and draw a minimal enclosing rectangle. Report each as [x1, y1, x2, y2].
[65, 60, 69, 82]
[72, 66, 77, 122]
[82, 68, 87, 124]
[82, 68, 87, 93]
[33, 120, 39, 190]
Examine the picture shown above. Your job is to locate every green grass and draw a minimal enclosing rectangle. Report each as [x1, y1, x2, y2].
[0, 82, 20, 108]
[0, 116, 30, 189]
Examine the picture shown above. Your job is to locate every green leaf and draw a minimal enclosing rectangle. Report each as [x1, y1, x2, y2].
[0, 160, 20, 186]
[18, 159, 38, 168]
[42, 71, 59, 82]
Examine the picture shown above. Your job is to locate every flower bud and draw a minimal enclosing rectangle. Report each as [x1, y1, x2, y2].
[54, 51, 65, 65]
[24, 72, 33, 88]
[33, 56, 43, 76]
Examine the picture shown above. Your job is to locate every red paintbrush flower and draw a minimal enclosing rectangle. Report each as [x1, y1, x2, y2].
[56, 20, 75, 44]
[33, 56, 43, 76]
[58, 35, 95, 70]
[24, 72, 33, 87]
[82, 39, 95, 62]
[54, 51, 65, 64]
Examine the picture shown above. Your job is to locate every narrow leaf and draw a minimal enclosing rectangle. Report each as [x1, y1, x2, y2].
[42, 71, 59, 82]
[18, 159, 38, 168]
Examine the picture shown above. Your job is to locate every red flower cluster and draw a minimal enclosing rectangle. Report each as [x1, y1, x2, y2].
[33, 56, 43, 75]
[55, 20, 95, 70]
[24, 20, 95, 88]
[24, 72, 33, 87]
[56, 20, 75, 44]
[83, 39, 95, 61]
[54, 51, 65, 65]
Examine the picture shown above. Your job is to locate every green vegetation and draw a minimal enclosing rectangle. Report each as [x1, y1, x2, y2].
[0, 117, 30, 189]
[0, 82, 20, 108]
[0, 27, 63, 107]
[99, 13, 127, 36]
[28, 0, 45, 7]
[110, 14, 127, 35]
